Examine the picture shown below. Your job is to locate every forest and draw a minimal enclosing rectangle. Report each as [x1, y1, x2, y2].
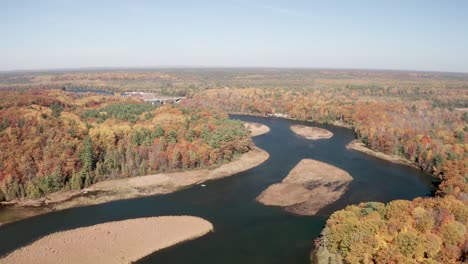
[0, 69, 466, 263]
[0, 90, 251, 201]
[1, 69, 467, 109]
[193, 86, 467, 263]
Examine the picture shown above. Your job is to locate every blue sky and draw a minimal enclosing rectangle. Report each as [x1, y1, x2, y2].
[1, 0, 468, 72]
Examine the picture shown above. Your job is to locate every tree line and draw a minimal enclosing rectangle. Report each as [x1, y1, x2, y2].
[0, 90, 251, 201]
[194, 87, 467, 263]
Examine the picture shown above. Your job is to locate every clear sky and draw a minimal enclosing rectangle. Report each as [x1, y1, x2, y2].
[1, 0, 468, 72]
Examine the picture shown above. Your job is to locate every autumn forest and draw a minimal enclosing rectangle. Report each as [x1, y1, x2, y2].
[0, 69, 467, 263]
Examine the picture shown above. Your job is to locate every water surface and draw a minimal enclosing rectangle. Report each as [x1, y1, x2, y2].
[0, 115, 433, 263]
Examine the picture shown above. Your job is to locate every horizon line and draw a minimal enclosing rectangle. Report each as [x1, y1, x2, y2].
[1, 65, 468, 75]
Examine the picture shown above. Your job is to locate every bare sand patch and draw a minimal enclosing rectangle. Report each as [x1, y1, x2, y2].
[0, 216, 213, 264]
[455, 108, 468, 112]
[1, 147, 269, 223]
[244, 122, 270, 137]
[346, 139, 418, 168]
[257, 159, 352, 216]
[290, 125, 333, 140]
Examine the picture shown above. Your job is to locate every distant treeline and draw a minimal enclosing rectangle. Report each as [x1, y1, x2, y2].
[0, 69, 467, 108]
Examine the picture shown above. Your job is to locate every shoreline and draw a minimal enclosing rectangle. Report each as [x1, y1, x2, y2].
[1, 216, 213, 263]
[346, 139, 419, 169]
[0, 147, 269, 224]
[233, 113, 417, 169]
[230, 112, 352, 129]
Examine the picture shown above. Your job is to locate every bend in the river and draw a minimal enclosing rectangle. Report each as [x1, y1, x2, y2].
[0, 115, 434, 263]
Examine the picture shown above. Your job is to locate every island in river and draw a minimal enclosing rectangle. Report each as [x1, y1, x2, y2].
[257, 159, 353, 215]
[0, 216, 213, 264]
[290, 125, 333, 140]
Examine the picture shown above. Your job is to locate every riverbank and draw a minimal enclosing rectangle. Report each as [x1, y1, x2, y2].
[0, 216, 213, 264]
[257, 159, 353, 215]
[346, 139, 418, 169]
[244, 122, 270, 137]
[0, 147, 269, 224]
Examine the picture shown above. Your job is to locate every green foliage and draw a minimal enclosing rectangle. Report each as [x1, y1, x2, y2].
[79, 136, 95, 173]
[201, 119, 247, 148]
[186, 129, 196, 142]
[37, 173, 63, 194]
[84, 173, 93, 187]
[440, 221, 466, 246]
[0, 118, 9, 132]
[433, 153, 444, 168]
[70, 171, 83, 190]
[99, 102, 155, 122]
[462, 112, 468, 123]
[454, 130, 464, 143]
[144, 112, 154, 120]
[361, 135, 369, 146]
[81, 109, 107, 122]
[25, 181, 41, 199]
[167, 130, 178, 144]
[50, 102, 64, 118]
[361, 202, 386, 217]
[0, 176, 22, 200]
[154, 124, 165, 137]
[396, 231, 423, 258]
[132, 127, 165, 146]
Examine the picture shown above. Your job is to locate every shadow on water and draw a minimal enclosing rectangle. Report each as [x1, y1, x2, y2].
[0, 115, 434, 263]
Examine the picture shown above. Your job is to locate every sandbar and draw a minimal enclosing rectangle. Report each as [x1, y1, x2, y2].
[290, 125, 333, 140]
[244, 122, 270, 137]
[257, 159, 352, 215]
[0, 216, 213, 264]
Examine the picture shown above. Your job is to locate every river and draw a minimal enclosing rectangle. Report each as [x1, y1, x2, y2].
[0, 115, 434, 263]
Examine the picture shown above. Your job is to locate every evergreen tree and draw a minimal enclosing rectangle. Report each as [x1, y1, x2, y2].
[79, 136, 96, 173]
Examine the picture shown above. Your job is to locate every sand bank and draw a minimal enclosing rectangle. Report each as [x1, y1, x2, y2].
[257, 159, 352, 215]
[1, 147, 269, 223]
[346, 139, 418, 168]
[244, 122, 270, 137]
[290, 125, 333, 140]
[0, 216, 212, 264]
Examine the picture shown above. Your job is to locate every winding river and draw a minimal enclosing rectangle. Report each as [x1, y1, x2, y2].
[0, 115, 434, 263]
